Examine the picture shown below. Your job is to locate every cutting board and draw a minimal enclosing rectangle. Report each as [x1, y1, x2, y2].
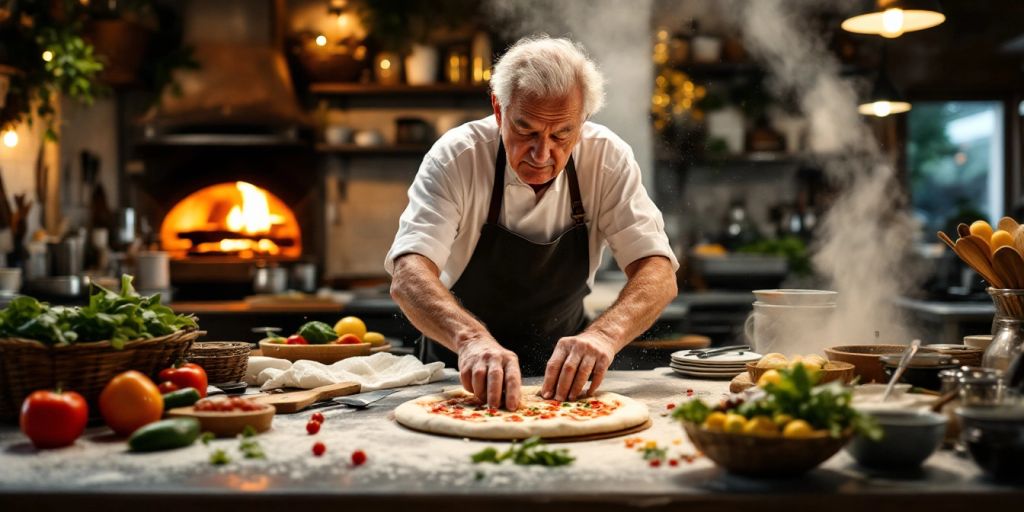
[251, 381, 361, 413]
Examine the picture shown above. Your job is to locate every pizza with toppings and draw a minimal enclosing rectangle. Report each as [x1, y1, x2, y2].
[394, 385, 650, 440]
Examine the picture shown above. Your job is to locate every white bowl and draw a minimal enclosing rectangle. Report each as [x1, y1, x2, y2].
[963, 334, 993, 351]
[753, 289, 838, 306]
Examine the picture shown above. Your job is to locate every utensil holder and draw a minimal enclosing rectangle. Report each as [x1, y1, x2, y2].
[983, 288, 1024, 372]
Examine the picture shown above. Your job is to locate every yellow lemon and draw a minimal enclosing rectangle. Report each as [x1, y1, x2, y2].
[723, 413, 747, 433]
[363, 331, 386, 346]
[970, 220, 994, 242]
[773, 413, 794, 427]
[782, 419, 816, 439]
[742, 416, 778, 436]
[757, 369, 782, 387]
[803, 354, 827, 367]
[703, 411, 727, 431]
[334, 316, 367, 340]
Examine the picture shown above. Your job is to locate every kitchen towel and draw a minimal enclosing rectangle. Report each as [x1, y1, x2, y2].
[252, 352, 446, 391]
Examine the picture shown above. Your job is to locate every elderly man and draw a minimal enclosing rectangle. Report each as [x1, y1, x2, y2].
[386, 35, 678, 411]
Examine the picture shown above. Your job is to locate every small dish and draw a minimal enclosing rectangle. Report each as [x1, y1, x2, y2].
[259, 339, 371, 364]
[844, 410, 947, 469]
[167, 402, 274, 437]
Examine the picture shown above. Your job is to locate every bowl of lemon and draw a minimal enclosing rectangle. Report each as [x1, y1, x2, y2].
[674, 364, 880, 476]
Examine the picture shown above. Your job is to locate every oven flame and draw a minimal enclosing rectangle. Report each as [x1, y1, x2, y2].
[159, 181, 301, 259]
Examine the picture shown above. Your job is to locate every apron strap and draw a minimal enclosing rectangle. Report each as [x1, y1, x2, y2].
[487, 139, 586, 226]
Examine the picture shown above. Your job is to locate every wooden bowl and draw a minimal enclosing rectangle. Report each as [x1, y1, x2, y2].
[683, 422, 851, 476]
[167, 402, 274, 437]
[259, 339, 371, 364]
[746, 361, 856, 385]
[824, 345, 906, 384]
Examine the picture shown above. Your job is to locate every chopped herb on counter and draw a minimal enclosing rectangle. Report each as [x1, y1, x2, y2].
[470, 436, 575, 467]
[238, 426, 265, 459]
[210, 449, 231, 465]
[200, 432, 214, 445]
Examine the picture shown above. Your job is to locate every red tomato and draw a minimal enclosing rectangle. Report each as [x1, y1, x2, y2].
[306, 420, 321, 435]
[20, 389, 89, 449]
[351, 449, 367, 466]
[312, 441, 326, 457]
[286, 335, 308, 345]
[158, 362, 208, 397]
[310, 412, 325, 423]
[337, 334, 362, 345]
[158, 381, 180, 394]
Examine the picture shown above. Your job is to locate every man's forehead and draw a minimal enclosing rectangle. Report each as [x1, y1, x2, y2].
[509, 99, 583, 130]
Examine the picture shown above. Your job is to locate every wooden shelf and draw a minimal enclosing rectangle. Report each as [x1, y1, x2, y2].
[315, 143, 431, 155]
[309, 83, 490, 96]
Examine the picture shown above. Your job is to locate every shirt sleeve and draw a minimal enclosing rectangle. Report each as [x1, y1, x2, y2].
[384, 154, 463, 275]
[596, 151, 680, 272]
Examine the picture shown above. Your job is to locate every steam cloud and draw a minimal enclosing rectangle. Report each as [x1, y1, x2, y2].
[487, 0, 920, 347]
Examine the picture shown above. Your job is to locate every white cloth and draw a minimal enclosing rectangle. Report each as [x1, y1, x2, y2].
[254, 352, 446, 391]
[243, 356, 293, 385]
[385, 115, 679, 288]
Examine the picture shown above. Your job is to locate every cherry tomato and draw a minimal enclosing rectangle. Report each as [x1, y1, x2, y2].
[158, 362, 208, 397]
[99, 370, 164, 437]
[20, 389, 89, 449]
[306, 420, 321, 435]
[310, 412, 324, 423]
[312, 441, 326, 457]
[351, 449, 367, 466]
[286, 335, 308, 345]
[158, 381, 180, 394]
[336, 334, 362, 345]
[649, 459, 661, 468]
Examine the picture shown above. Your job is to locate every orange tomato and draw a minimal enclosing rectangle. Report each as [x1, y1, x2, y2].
[99, 370, 164, 436]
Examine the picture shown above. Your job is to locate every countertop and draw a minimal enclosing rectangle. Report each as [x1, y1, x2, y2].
[0, 369, 1018, 512]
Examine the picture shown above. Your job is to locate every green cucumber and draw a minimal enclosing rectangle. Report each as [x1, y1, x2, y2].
[129, 418, 201, 452]
[162, 388, 202, 410]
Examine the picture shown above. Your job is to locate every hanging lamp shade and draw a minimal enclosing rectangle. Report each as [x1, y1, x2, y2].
[842, 0, 945, 38]
[858, 67, 911, 117]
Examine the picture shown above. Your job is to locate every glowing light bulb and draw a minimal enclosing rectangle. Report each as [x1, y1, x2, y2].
[315, 35, 327, 47]
[872, 101, 893, 118]
[881, 8, 905, 38]
[41, 50, 53, 62]
[380, 59, 391, 70]
[337, 12, 349, 29]
[2, 129, 18, 148]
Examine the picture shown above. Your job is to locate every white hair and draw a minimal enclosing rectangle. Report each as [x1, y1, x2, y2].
[490, 35, 606, 119]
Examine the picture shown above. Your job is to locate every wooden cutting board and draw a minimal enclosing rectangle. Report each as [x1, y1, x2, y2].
[250, 381, 361, 413]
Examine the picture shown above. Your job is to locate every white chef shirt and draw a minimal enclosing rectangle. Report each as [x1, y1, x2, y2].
[384, 115, 679, 288]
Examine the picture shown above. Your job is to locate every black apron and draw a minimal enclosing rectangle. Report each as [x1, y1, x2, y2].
[420, 140, 591, 376]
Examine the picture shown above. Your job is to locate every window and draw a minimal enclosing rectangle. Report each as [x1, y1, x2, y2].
[907, 101, 1004, 234]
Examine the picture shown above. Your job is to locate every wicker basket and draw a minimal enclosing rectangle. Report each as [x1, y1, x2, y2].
[683, 422, 851, 476]
[0, 329, 203, 421]
[186, 341, 252, 384]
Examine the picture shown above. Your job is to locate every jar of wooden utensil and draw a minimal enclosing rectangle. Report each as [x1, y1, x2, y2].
[983, 288, 1024, 373]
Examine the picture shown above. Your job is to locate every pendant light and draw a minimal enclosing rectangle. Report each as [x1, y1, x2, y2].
[842, 0, 945, 38]
[858, 45, 911, 117]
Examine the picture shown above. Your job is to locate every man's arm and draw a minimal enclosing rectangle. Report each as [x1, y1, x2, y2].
[390, 253, 522, 410]
[541, 255, 677, 401]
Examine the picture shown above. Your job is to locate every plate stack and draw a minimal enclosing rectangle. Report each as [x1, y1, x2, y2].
[670, 350, 763, 379]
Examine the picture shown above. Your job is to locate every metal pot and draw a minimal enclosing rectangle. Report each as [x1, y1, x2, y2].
[252, 265, 288, 295]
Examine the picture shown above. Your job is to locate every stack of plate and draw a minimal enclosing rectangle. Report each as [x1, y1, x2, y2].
[670, 350, 763, 379]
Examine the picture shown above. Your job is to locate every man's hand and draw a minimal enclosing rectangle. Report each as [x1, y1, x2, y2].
[458, 337, 522, 411]
[541, 332, 616, 401]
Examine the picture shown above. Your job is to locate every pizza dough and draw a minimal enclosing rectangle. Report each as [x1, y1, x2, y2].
[394, 385, 650, 440]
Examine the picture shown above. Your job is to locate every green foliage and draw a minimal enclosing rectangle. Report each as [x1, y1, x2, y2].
[355, 0, 481, 53]
[672, 397, 711, 424]
[0, 274, 197, 348]
[470, 436, 575, 467]
[737, 236, 812, 276]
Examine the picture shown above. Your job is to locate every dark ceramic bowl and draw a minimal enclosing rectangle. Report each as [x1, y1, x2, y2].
[845, 410, 947, 469]
[956, 406, 1024, 482]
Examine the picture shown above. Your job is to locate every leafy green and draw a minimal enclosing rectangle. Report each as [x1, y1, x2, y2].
[672, 364, 881, 440]
[297, 321, 338, 345]
[0, 275, 197, 348]
[470, 436, 575, 467]
[209, 449, 231, 465]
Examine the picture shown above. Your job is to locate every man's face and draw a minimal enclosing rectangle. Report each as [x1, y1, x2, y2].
[492, 89, 584, 185]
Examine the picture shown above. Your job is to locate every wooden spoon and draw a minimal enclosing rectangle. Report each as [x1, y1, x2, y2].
[998, 216, 1021, 234]
[1015, 226, 1024, 254]
[957, 223, 971, 238]
[936, 231, 956, 251]
[955, 236, 1005, 288]
[993, 245, 1024, 289]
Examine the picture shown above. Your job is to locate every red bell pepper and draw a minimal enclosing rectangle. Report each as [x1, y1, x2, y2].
[158, 362, 208, 397]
